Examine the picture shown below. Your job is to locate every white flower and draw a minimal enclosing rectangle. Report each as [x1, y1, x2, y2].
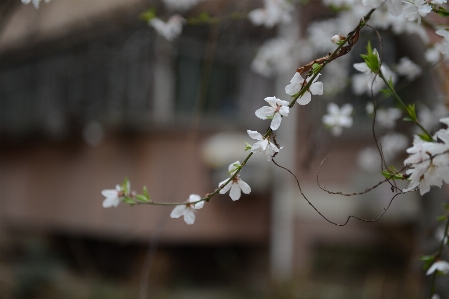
[285, 72, 323, 105]
[432, 295, 441, 299]
[352, 52, 397, 96]
[22, 0, 50, 9]
[322, 103, 353, 136]
[255, 97, 290, 130]
[149, 14, 185, 41]
[247, 130, 280, 161]
[396, 57, 422, 80]
[101, 185, 123, 208]
[331, 35, 341, 44]
[402, 0, 432, 25]
[170, 194, 204, 225]
[379, 132, 409, 160]
[248, 0, 293, 28]
[218, 161, 251, 201]
[403, 122, 449, 195]
[362, 0, 402, 16]
[161, 0, 203, 11]
[358, 147, 381, 172]
[425, 44, 442, 64]
[436, 29, 449, 56]
[426, 260, 449, 275]
[376, 108, 402, 129]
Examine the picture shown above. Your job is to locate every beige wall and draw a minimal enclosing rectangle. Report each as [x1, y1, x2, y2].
[0, 132, 270, 244]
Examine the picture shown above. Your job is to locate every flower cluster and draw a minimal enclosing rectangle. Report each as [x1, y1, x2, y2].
[21, 0, 50, 9]
[403, 118, 449, 195]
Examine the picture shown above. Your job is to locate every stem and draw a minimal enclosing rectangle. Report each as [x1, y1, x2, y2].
[130, 8, 378, 207]
[378, 71, 434, 141]
[429, 215, 449, 298]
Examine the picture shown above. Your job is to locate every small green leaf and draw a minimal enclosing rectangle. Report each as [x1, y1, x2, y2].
[380, 88, 393, 96]
[122, 178, 130, 195]
[140, 8, 156, 22]
[420, 255, 436, 270]
[418, 133, 433, 142]
[312, 63, 321, 74]
[403, 117, 413, 122]
[381, 169, 404, 180]
[143, 186, 150, 200]
[123, 197, 136, 205]
[245, 142, 252, 151]
[135, 194, 150, 203]
[437, 215, 448, 221]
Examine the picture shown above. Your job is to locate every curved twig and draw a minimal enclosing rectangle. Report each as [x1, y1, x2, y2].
[272, 158, 403, 226]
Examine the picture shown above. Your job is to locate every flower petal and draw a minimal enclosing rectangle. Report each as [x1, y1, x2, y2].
[170, 205, 186, 218]
[255, 106, 275, 119]
[270, 112, 282, 130]
[264, 96, 278, 108]
[297, 91, 311, 105]
[237, 179, 251, 194]
[183, 209, 196, 225]
[219, 178, 232, 194]
[102, 197, 119, 208]
[310, 81, 323, 95]
[229, 183, 242, 201]
[247, 130, 263, 141]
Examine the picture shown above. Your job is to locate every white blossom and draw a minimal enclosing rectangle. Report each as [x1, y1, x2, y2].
[425, 44, 442, 64]
[432, 295, 441, 299]
[376, 108, 402, 129]
[379, 132, 409, 161]
[362, 0, 402, 16]
[248, 0, 293, 28]
[352, 52, 397, 96]
[251, 37, 310, 77]
[149, 14, 185, 41]
[255, 97, 290, 131]
[247, 130, 280, 161]
[402, 0, 432, 25]
[101, 185, 123, 208]
[170, 194, 204, 225]
[218, 161, 251, 201]
[161, 0, 203, 11]
[358, 147, 382, 172]
[396, 57, 422, 80]
[322, 103, 353, 136]
[285, 72, 323, 105]
[22, 0, 50, 9]
[436, 29, 449, 56]
[403, 121, 449, 195]
[426, 260, 449, 275]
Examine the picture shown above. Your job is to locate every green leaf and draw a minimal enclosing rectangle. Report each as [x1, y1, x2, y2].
[403, 117, 413, 122]
[420, 255, 435, 270]
[245, 142, 252, 151]
[135, 194, 150, 203]
[381, 169, 405, 180]
[360, 41, 380, 73]
[312, 63, 321, 74]
[122, 178, 130, 195]
[406, 104, 417, 120]
[140, 8, 156, 22]
[143, 186, 150, 200]
[437, 215, 448, 221]
[123, 197, 136, 205]
[380, 88, 393, 96]
[418, 133, 433, 142]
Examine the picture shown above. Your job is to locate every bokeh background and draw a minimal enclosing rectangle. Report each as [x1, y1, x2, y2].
[0, 0, 448, 298]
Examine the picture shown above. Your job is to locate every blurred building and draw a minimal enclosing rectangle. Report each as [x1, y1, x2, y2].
[0, 0, 433, 298]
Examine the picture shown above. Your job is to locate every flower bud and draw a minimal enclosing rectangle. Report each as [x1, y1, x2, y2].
[331, 35, 341, 44]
